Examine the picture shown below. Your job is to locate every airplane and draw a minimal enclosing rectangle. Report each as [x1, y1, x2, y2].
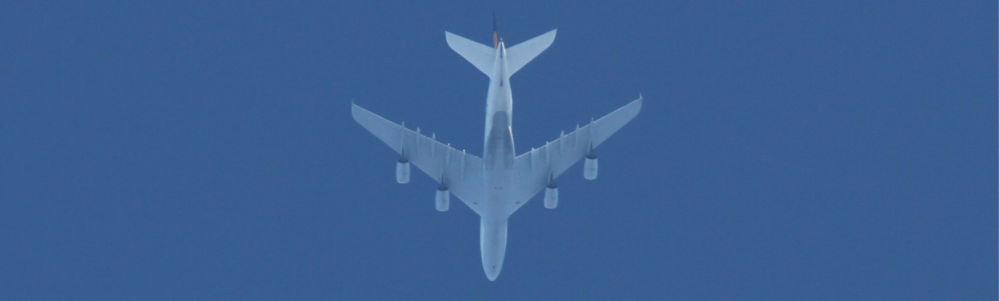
[351, 19, 642, 281]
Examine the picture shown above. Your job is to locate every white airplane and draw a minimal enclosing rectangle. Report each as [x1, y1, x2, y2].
[351, 24, 642, 281]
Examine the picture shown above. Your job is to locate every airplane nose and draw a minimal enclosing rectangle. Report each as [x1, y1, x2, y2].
[479, 218, 508, 281]
[484, 263, 502, 281]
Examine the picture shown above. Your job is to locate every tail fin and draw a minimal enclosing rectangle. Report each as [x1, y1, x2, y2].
[506, 29, 557, 76]
[445, 31, 494, 76]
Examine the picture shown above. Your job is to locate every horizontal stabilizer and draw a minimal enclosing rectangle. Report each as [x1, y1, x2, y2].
[445, 31, 495, 76]
[506, 29, 557, 76]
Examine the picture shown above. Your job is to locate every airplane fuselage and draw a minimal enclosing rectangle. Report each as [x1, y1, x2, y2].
[479, 41, 514, 281]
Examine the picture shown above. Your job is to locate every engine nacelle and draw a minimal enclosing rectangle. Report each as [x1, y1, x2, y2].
[583, 154, 598, 180]
[544, 184, 559, 209]
[395, 159, 410, 184]
[435, 186, 450, 212]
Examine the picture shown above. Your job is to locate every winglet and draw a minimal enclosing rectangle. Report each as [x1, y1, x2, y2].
[635, 93, 644, 112]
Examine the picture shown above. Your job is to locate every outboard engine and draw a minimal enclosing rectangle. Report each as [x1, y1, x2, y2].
[396, 158, 411, 184]
[435, 185, 450, 212]
[544, 182, 559, 209]
[583, 152, 598, 180]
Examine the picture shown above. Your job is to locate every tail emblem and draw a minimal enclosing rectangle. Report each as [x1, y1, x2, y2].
[492, 11, 499, 48]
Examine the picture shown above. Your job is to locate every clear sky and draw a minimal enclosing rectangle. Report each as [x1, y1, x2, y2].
[2, 1, 996, 299]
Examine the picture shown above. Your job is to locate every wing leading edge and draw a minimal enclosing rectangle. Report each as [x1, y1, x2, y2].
[351, 103, 485, 214]
[510, 95, 643, 207]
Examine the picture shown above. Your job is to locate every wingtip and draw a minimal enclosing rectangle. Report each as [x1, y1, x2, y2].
[349, 101, 364, 120]
[443, 31, 462, 48]
[633, 93, 644, 113]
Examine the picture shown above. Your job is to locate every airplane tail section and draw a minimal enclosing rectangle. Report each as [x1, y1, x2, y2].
[445, 29, 557, 78]
[506, 29, 557, 76]
[445, 31, 495, 76]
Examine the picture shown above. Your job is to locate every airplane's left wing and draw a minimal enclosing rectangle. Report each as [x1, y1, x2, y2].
[351, 103, 485, 213]
[509, 95, 642, 208]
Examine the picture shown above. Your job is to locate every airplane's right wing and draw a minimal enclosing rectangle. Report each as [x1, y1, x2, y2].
[351, 103, 485, 213]
[510, 95, 643, 206]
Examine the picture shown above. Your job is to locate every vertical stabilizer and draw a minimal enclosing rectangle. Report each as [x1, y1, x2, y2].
[492, 11, 499, 48]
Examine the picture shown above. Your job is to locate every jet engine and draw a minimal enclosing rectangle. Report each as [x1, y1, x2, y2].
[544, 182, 559, 209]
[435, 186, 450, 212]
[583, 153, 598, 180]
[396, 159, 410, 184]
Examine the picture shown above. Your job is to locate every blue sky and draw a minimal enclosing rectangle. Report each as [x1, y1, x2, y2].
[1, 1, 995, 299]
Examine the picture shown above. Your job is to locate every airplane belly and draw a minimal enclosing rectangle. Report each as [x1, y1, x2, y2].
[484, 112, 515, 169]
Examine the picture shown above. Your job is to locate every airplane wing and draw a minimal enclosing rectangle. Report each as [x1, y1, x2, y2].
[351, 103, 485, 212]
[509, 95, 643, 206]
